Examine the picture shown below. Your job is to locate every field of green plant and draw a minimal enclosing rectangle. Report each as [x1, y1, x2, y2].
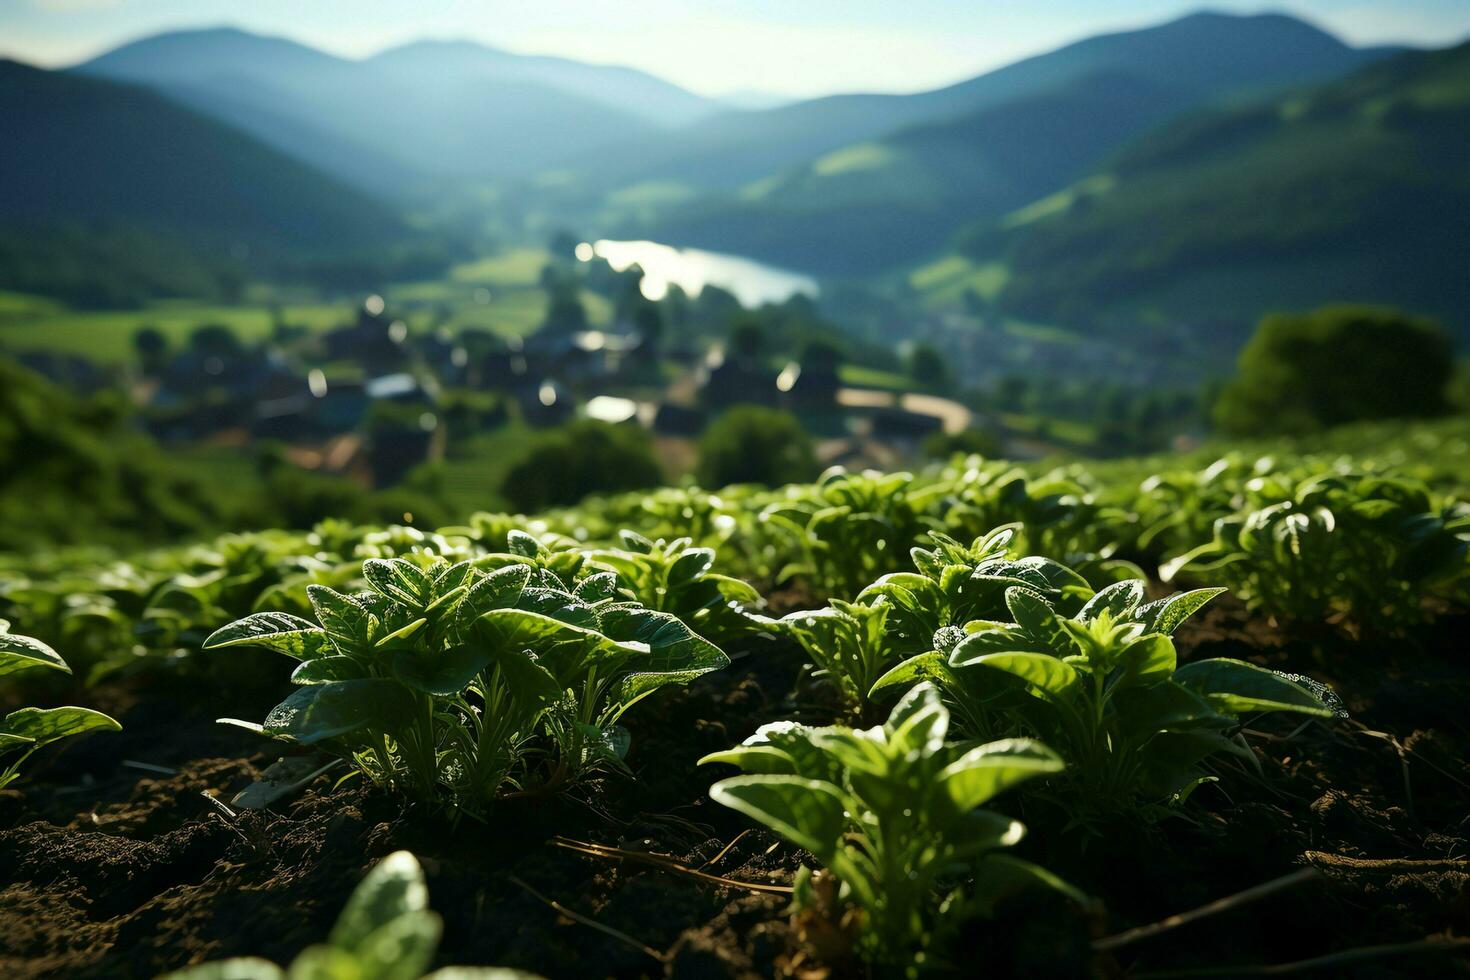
[3, 436, 1469, 977]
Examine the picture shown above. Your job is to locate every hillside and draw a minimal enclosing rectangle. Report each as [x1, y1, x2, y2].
[639, 72, 1196, 275]
[580, 11, 1394, 195]
[975, 42, 1470, 331]
[75, 28, 697, 190]
[0, 60, 410, 304]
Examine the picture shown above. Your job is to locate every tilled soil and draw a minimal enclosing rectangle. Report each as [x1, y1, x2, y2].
[2, 602, 1468, 978]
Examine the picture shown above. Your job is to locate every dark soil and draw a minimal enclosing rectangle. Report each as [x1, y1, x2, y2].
[2, 599, 1468, 978]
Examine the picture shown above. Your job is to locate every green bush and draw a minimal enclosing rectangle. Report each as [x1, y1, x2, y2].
[502, 421, 663, 512]
[1214, 306, 1453, 436]
[697, 406, 816, 488]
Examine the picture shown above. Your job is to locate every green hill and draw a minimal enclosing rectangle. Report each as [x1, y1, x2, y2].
[583, 11, 1392, 196]
[975, 42, 1470, 332]
[639, 72, 1196, 275]
[0, 60, 413, 305]
[75, 28, 690, 191]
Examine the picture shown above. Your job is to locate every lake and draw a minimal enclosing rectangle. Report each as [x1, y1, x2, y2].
[585, 239, 818, 308]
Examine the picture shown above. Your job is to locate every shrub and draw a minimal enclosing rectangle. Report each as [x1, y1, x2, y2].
[1214, 306, 1453, 436]
[697, 406, 816, 489]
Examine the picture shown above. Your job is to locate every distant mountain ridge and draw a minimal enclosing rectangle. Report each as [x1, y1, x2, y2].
[576, 11, 1401, 194]
[74, 27, 718, 192]
[0, 59, 413, 305]
[615, 11, 1407, 275]
[972, 41, 1470, 331]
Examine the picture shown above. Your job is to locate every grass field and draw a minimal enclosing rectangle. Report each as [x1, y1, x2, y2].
[0, 300, 351, 362]
[0, 247, 602, 358]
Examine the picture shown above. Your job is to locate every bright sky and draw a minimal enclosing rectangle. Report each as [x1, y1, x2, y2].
[4, 0, 1469, 98]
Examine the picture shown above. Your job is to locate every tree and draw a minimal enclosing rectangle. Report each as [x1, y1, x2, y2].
[728, 318, 766, 363]
[907, 342, 950, 390]
[633, 302, 664, 354]
[133, 326, 167, 372]
[1214, 306, 1454, 435]
[502, 421, 662, 511]
[541, 282, 588, 335]
[697, 406, 817, 488]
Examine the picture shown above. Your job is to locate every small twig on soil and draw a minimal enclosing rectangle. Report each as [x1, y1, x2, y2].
[698, 829, 754, 871]
[507, 874, 664, 963]
[553, 836, 794, 895]
[1092, 868, 1319, 953]
[1130, 937, 1470, 977]
[1303, 851, 1470, 874]
[121, 759, 178, 775]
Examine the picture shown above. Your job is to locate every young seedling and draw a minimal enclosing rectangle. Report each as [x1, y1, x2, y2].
[877, 580, 1341, 823]
[702, 683, 1079, 970]
[206, 535, 728, 815]
[588, 529, 768, 641]
[161, 850, 542, 979]
[0, 621, 121, 788]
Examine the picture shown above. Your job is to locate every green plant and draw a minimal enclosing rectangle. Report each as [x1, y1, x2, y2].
[0, 621, 120, 788]
[205, 533, 728, 814]
[697, 405, 817, 489]
[916, 463, 1139, 586]
[762, 468, 936, 600]
[162, 850, 541, 980]
[857, 529, 1095, 661]
[1214, 306, 1453, 436]
[701, 683, 1078, 971]
[877, 580, 1339, 823]
[1163, 473, 1470, 632]
[780, 599, 895, 718]
[588, 530, 767, 639]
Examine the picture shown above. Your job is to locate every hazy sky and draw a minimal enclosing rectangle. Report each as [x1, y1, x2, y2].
[4, 0, 1470, 97]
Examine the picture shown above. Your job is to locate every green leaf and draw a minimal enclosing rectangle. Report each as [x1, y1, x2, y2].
[598, 606, 729, 703]
[869, 652, 951, 700]
[290, 656, 367, 686]
[263, 680, 416, 745]
[709, 775, 848, 860]
[573, 572, 619, 604]
[956, 651, 1083, 706]
[886, 682, 949, 752]
[669, 549, 715, 585]
[362, 559, 436, 611]
[308, 586, 378, 658]
[452, 564, 533, 633]
[204, 613, 331, 661]
[1, 706, 121, 752]
[282, 945, 358, 980]
[1174, 659, 1334, 718]
[1134, 587, 1228, 635]
[1112, 635, 1177, 689]
[393, 645, 494, 696]
[0, 631, 69, 677]
[160, 957, 286, 980]
[939, 738, 1064, 811]
[505, 530, 543, 558]
[329, 851, 429, 951]
[1078, 579, 1145, 622]
[354, 911, 442, 980]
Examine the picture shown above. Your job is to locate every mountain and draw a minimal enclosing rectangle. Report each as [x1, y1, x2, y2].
[0, 60, 410, 305]
[366, 40, 719, 125]
[973, 42, 1470, 332]
[581, 11, 1397, 194]
[637, 71, 1199, 275]
[716, 90, 795, 111]
[74, 28, 707, 191]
